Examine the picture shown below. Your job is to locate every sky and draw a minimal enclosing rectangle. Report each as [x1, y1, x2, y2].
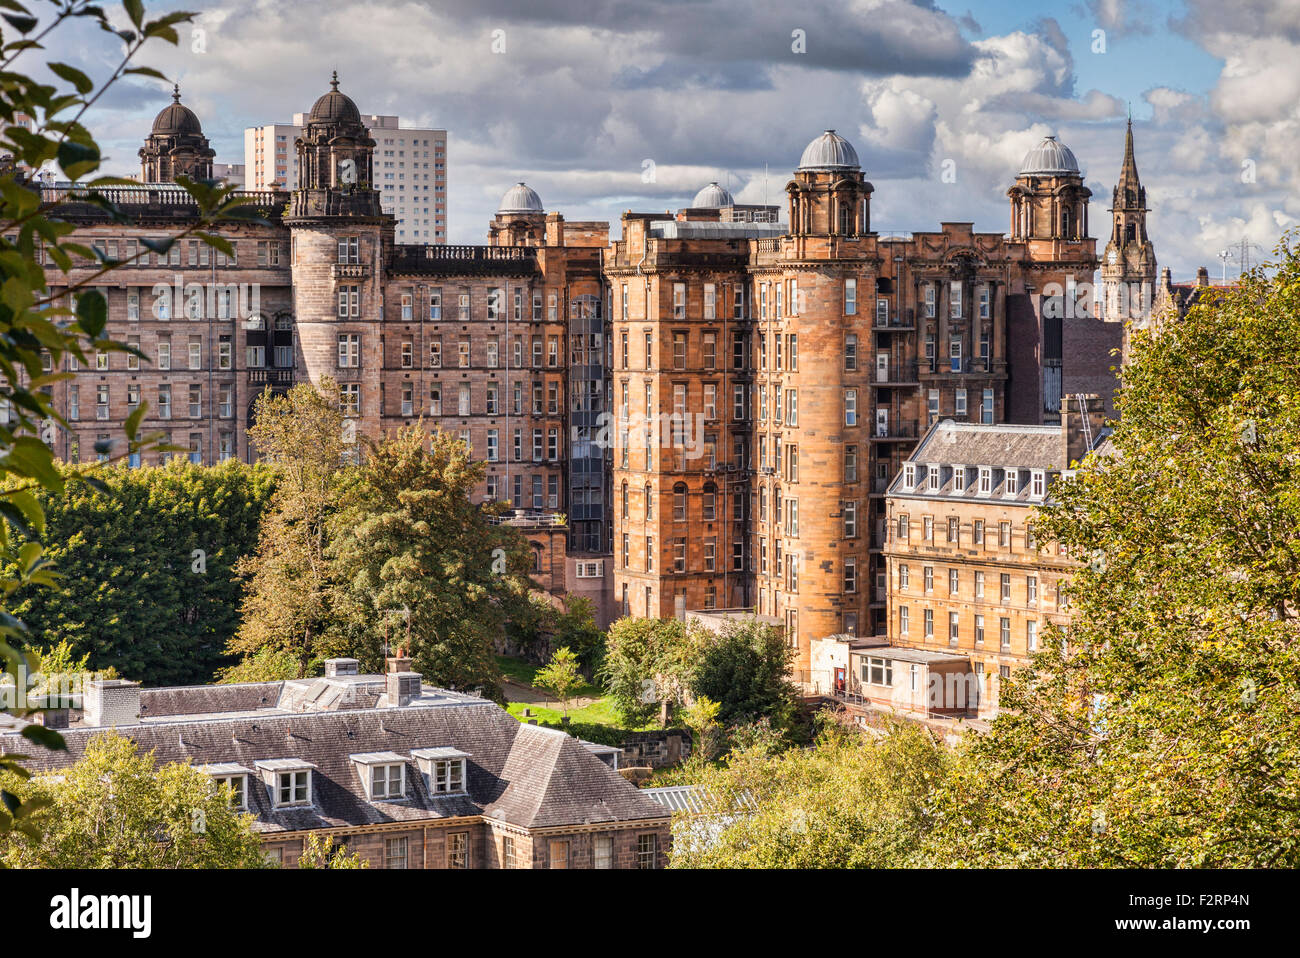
[45, 0, 1300, 279]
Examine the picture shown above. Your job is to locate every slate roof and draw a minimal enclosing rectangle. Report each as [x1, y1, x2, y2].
[888, 420, 1068, 504]
[0, 680, 669, 835]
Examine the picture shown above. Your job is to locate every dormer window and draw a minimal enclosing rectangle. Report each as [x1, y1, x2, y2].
[413, 747, 471, 796]
[978, 467, 992, 494]
[903, 463, 916, 488]
[952, 466, 965, 493]
[1031, 470, 1046, 498]
[203, 763, 252, 811]
[278, 771, 309, 806]
[255, 759, 317, 808]
[351, 752, 409, 801]
[927, 464, 941, 492]
[1004, 468, 1018, 496]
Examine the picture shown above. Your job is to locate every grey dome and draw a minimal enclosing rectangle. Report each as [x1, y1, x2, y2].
[692, 181, 734, 208]
[797, 130, 860, 172]
[308, 72, 361, 126]
[152, 86, 202, 136]
[1019, 135, 1080, 175]
[498, 182, 543, 214]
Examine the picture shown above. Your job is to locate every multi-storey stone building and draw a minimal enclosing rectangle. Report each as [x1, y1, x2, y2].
[877, 408, 1100, 714]
[2, 658, 671, 868]
[608, 129, 1129, 676]
[35, 77, 614, 617]
[36, 84, 1151, 656]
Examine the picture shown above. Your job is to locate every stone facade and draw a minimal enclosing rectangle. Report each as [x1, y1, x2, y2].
[37, 78, 612, 595]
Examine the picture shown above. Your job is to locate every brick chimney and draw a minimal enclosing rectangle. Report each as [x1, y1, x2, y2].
[1060, 393, 1106, 467]
[1196, 266, 1210, 287]
[324, 658, 359, 677]
[386, 670, 422, 707]
[386, 655, 412, 675]
[83, 679, 141, 727]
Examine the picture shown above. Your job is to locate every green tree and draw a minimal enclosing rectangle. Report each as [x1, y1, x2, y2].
[329, 424, 534, 701]
[931, 233, 1300, 868]
[296, 831, 367, 869]
[6, 461, 274, 684]
[682, 694, 723, 762]
[600, 616, 691, 726]
[0, 0, 260, 839]
[0, 731, 266, 868]
[534, 646, 582, 718]
[222, 381, 349, 680]
[670, 718, 953, 869]
[687, 617, 799, 734]
[549, 595, 604, 676]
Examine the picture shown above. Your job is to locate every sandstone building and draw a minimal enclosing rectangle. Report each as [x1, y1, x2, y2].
[608, 129, 1130, 677]
[36, 82, 1154, 657]
[36, 76, 613, 619]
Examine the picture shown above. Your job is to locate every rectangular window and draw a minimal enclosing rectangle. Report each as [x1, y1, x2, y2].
[594, 836, 613, 869]
[637, 834, 658, 869]
[844, 278, 857, 315]
[447, 832, 469, 869]
[384, 837, 408, 869]
[276, 770, 310, 807]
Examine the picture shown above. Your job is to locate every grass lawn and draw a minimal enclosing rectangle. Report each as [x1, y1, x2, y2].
[495, 655, 602, 699]
[497, 655, 658, 739]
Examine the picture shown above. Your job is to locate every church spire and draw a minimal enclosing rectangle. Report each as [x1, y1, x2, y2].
[1117, 117, 1141, 197]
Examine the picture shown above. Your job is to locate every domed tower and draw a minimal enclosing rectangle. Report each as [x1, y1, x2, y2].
[139, 85, 215, 183]
[284, 72, 391, 439]
[691, 181, 734, 209]
[488, 182, 545, 246]
[1006, 135, 1091, 243]
[769, 130, 877, 664]
[1101, 118, 1156, 323]
[787, 130, 873, 239]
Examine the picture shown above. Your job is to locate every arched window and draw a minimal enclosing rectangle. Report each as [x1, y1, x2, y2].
[673, 483, 687, 522]
[644, 483, 653, 520]
[1061, 208, 1071, 238]
[621, 482, 628, 518]
[838, 200, 853, 236]
[702, 482, 717, 521]
[1125, 223, 1136, 244]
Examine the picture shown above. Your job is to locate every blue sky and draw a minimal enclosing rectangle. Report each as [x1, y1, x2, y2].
[43, 0, 1300, 278]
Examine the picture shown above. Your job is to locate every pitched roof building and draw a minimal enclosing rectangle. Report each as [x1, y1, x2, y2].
[2, 658, 671, 869]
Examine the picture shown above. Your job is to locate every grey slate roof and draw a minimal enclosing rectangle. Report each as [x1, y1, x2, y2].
[888, 419, 1067, 504]
[0, 682, 669, 835]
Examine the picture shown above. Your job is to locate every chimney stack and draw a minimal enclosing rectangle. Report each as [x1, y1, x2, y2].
[1196, 266, 1210, 287]
[83, 679, 141, 727]
[324, 658, 360, 677]
[386, 669, 421, 707]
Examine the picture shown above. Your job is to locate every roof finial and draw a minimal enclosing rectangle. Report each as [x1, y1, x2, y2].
[172, 83, 181, 103]
[330, 70, 339, 91]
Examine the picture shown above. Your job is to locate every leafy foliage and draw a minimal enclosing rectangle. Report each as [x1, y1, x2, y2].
[328, 424, 536, 701]
[296, 831, 367, 869]
[688, 617, 799, 734]
[4, 461, 274, 684]
[0, 731, 267, 868]
[600, 616, 691, 726]
[222, 381, 349, 680]
[0, 0, 264, 839]
[932, 233, 1300, 868]
[533, 646, 582, 717]
[670, 718, 954, 869]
